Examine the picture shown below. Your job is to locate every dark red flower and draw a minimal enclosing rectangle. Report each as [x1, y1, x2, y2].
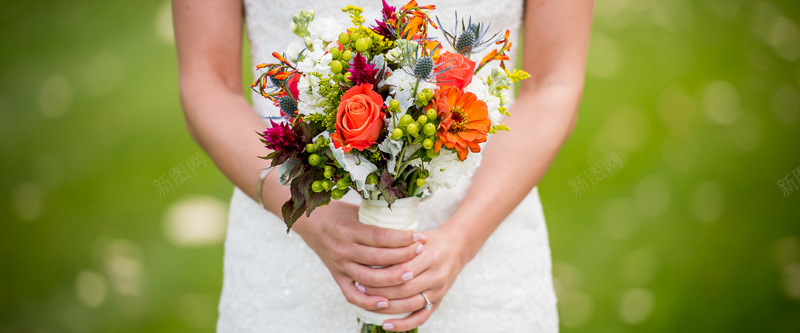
[262, 120, 301, 152]
[346, 52, 380, 86]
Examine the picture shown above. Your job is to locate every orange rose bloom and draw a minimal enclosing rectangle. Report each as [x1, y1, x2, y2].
[332, 83, 385, 153]
[435, 51, 476, 90]
[432, 86, 491, 160]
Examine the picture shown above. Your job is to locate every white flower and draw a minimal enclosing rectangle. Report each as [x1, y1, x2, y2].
[308, 17, 342, 43]
[385, 68, 435, 110]
[426, 149, 482, 192]
[284, 42, 305, 63]
[296, 74, 327, 115]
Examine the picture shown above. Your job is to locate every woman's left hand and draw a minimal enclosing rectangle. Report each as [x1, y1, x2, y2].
[358, 227, 470, 332]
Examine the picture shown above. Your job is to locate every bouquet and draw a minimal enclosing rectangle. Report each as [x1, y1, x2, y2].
[254, 1, 529, 331]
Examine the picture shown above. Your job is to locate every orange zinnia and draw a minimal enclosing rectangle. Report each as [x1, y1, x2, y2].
[432, 86, 491, 160]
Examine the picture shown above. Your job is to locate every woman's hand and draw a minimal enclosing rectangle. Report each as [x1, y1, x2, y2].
[292, 200, 428, 313]
[357, 227, 469, 332]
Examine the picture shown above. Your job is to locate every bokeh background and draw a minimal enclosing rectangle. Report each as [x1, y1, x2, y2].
[2, 0, 800, 332]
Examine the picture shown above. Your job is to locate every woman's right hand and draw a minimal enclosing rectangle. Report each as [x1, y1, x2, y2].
[292, 200, 426, 312]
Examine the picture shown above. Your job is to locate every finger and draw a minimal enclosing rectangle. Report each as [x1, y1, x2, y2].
[350, 241, 424, 267]
[334, 275, 389, 312]
[351, 223, 420, 248]
[373, 291, 429, 315]
[382, 305, 434, 332]
[361, 270, 431, 300]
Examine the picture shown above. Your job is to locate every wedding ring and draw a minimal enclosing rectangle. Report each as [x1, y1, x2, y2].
[420, 292, 433, 310]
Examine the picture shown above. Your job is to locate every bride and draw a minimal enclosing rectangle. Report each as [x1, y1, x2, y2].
[172, 0, 593, 331]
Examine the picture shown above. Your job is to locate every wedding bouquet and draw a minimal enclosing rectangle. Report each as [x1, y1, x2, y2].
[254, 1, 528, 331]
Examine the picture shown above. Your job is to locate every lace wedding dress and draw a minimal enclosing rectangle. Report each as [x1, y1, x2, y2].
[217, 0, 559, 331]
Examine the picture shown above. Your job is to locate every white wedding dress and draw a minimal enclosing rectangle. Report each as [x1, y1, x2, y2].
[217, 0, 559, 331]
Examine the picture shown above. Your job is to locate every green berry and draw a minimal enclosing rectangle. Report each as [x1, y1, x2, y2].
[331, 188, 345, 200]
[422, 138, 434, 150]
[355, 38, 369, 52]
[308, 154, 321, 166]
[306, 143, 317, 153]
[323, 168, 333, 179]
[391, 128, 404, 140]
[416, 178, 426, 187]
[422, 88, 433, 101]
[399, 114, 413, 127]
[311, 180, 323, 193]
[365, 37, 373, 47]
[418, 115, 428, 125]
[425, 108, 437, 121]
[423, 123, 436, 136]
[330, 60, 343, 74]
[334, 73, 344, 82]
[417, 92, 428, 103]
[339, 33, 350, 45]
[343, 72, 352, 84]
[389, 99, 399, 110]
[322, 180, 332, 191]
[350, 32, 361, 43]
[330, 48, 341, 60]
[315, 136, 325, 146]
[336, 178, 350, 190]
[366, 173, 379, 185]
[406, 123, 419, 134]
[342, 50, 353, 61]
[426, 149, 439, 159]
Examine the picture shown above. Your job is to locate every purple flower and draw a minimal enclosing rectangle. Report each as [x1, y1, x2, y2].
[262, 120, 301, 152]
[372, 0, 397, 40]
[346, 52, 380, 86]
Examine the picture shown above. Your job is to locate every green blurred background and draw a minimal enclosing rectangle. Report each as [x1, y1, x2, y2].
[2, 0, 799, 332]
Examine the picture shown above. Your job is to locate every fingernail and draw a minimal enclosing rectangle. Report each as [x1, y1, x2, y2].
[377, 301, 388, 308]
[416, 244, 424, 254]
[357, 284, 366, 293]
[413, 232, 420, 242]
[402, 272, 413, 281]
[383, 323, 395, 330]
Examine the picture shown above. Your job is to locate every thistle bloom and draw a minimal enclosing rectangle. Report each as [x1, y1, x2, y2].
[432, 86, 491, 160]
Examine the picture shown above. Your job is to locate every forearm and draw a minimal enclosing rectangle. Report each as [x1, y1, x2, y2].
[441, 84, 582, 263]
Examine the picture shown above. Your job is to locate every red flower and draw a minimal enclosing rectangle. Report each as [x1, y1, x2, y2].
[331, 84, 386, 152]
[435, 52, 476, 90]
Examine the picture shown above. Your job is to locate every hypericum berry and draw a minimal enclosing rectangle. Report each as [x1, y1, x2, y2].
[343, 72, 352, 83]
[349, 32, 361, 43]
[418, 115, 428, 125]
[314, 136, 325, 147]
[391, 128, 404, 140]
[336, 178, 350, 190]
[321, 180, 332, 191]
[399, 114, 413, 127]
[423, 123, 436, 136]
[330, 48, 341, 60]
[389, 99, 400, 110]
[425, 108, 437, 121]
[422, 138, 434, 149]
[334, 73, 344, 82]
[355, 38, 369, 52]
[417, 92, 428, 104]
[308, 154, 321, 166]
[414, 56, 434, 78]
[311, 180, 323, 193]
[279, 96, 297, 114]
[331, 188, 345, 200]
[306, 143, 317, 153]
[342, 50, 353, 61]
[416, 178, 426, 187]
[426, 148, 439, 159]
[406, 123, 419, 134]
[330, 60, 343, 74]
[323, 166, 333, 179]
[366, 173, 379, 185]
[422, 88, 433, 101]
[339, 33, 350, 45]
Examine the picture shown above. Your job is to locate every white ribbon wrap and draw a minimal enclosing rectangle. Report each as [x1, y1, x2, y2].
[355, 197, 420, 325]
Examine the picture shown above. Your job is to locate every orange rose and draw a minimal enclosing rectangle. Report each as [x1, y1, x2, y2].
[332, 83, 385, 153]
[435, 51, 476, 90]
